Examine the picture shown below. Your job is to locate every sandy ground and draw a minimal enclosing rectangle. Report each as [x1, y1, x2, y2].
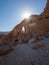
[0, 37, 49, 65]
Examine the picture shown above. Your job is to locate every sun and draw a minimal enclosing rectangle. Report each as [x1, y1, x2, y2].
[22, 11, 31, 19]
[23, 12, 30, 18]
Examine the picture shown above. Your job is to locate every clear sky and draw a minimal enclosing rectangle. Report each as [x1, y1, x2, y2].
[0, 0, 47, 31]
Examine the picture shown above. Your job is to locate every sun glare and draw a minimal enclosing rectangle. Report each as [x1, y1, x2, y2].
[22, 11, 31, 19]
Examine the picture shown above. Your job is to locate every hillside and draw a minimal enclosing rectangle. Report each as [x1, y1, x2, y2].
[0, 0, 49, 51]
[4, 0, 49, 45]
[0, 0, 49, 45]
[0, 0, 49, 65]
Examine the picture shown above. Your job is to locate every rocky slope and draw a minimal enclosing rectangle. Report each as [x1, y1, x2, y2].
[0, 37, 49, 65]
[0, 0, 49, 45]
[0, 0, 49, 65]
[5, 0, 49, 44]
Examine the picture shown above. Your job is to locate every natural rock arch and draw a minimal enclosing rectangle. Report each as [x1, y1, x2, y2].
[21, 26, 26, 32]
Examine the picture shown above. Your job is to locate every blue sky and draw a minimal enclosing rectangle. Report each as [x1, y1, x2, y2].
[0, 0, 47, 31]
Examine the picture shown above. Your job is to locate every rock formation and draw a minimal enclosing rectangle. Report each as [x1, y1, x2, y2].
[0, 0, 49, 45]
[41, 0, 49, 17]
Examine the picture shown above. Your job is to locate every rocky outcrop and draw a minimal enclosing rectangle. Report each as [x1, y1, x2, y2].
[41, 0, 49, 17]
[0, 0, 49, 45]
[0, 34, 6, 44]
